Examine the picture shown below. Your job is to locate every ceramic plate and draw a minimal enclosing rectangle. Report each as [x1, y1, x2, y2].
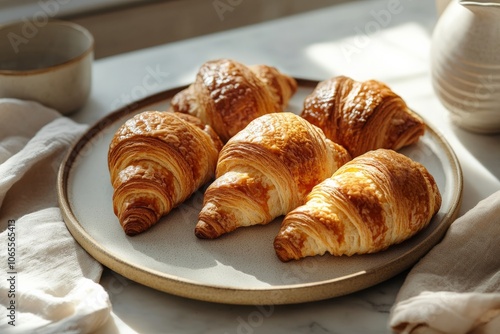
[58, 79, 463, 305]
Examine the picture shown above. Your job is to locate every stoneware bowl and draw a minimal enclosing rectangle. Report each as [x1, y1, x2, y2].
[0, 20, 94, 114]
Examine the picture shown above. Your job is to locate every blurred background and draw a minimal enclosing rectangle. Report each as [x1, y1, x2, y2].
[0, 0, 352, 59]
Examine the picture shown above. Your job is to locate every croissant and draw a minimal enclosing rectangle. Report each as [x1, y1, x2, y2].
[300, 76, 425, 157]
[108, 111, 223, 236]
[195, 112, 351, 239]
[274, 149, 442, 262]
[169, 58, 298, 142]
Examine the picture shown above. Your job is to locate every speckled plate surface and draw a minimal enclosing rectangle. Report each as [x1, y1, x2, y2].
[58, 79, 463, 305]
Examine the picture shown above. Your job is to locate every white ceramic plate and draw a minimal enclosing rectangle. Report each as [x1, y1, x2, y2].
[58, 79, 463, 305]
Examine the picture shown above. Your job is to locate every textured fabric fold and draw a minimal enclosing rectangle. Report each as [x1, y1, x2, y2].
[389, 190, 500, 334]
[0, 99, 111, 333]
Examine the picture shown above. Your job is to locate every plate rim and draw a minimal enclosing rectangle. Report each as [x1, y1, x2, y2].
[57, 79, 463, 305]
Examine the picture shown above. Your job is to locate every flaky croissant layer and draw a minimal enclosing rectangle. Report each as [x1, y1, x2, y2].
[301, 75, 425, 157]
[274, 149, 442, 262]
[108, 111, 223, 236]
[169, 58, 298, 142]
[195, 112, 351, 239]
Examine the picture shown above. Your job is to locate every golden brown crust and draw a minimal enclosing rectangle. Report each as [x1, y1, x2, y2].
[170, 59, 298, 142]
[274, 149, 442, 262]
[300, 76, 425, 157]
[195, 112, 351, 239]
[108, 111, 223, 236]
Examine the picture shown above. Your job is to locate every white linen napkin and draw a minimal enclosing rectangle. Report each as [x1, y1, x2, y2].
[0, 99, 111, 333]
[389, 190, 500, 334]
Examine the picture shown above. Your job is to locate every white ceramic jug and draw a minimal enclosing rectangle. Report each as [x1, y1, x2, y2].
[431, 0, 500, 133]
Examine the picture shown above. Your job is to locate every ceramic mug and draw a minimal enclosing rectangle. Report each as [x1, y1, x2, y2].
[0, 20, 94, 115]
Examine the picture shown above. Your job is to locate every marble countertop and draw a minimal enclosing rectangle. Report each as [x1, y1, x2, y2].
[69, 0, 500, 332]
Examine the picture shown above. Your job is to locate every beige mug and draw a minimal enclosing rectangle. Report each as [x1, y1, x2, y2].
[0, 20, 94, 115]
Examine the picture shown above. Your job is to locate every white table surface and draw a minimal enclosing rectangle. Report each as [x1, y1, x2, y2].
[69, 0, 500, 332]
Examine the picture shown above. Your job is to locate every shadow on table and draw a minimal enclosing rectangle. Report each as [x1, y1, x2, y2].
[451, 124, 500, 181]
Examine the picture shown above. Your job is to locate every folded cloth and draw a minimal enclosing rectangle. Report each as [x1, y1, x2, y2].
[389, 190, 500, 334]
[0, 99, 111, 333]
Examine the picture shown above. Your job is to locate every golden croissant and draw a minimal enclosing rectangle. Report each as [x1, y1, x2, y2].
[169, 58, 298, 142]
[195, 112, 351, 239]
[300, 76, 425, 157]
[108, 111, 223, 236]
[274, 149, 442, 262]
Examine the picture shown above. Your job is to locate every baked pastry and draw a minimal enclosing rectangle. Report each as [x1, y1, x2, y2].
[169, 58, 298, 142]
[274, 149, 441, 262]
[300, 76, 425, 157]
[195, 112, 351, 239]
[108, 111, 223, 236]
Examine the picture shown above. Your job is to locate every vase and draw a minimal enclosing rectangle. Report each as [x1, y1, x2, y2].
[431, 0, 500, 133]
